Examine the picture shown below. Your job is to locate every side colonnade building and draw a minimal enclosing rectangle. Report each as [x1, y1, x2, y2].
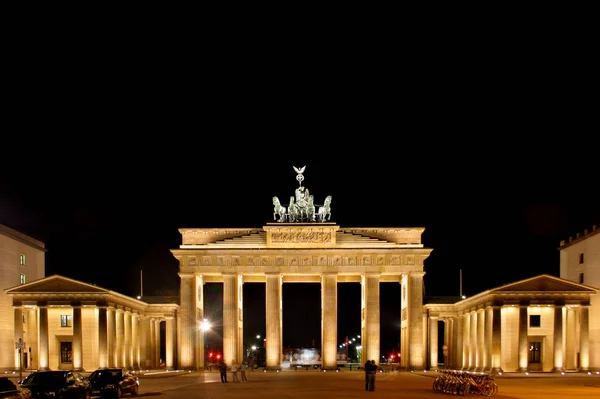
[5, 276, 178, 372]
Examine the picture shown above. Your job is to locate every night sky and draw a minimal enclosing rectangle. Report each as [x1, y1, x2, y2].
[2, 145, 597, 359]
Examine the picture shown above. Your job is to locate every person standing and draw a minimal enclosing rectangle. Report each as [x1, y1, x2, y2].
[218, 359, 228, 383]
[367, 360, 377, 391]
[240, 361, 248, 382]
[364, 359, 371, 391]
[231, 362, 240, 382]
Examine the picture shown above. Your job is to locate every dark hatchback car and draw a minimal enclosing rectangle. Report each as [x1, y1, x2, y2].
[87, 369, 139, 398]
[0, 377, 31, 399]
[19, 371, 91, 399]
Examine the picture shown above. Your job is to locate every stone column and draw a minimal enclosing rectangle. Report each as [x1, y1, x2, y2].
[166, 317, 175, 369]
[362, 273, 380, 365]
[139, 316, 149, 369]
[265, 273, 282, 370]
[455, 315, 463, 370]
[552, 303, 565, 372]
[463, 314, 470, 370]
[178, 274, 195, 369]
[469, 311, 476, 371]
[28, 309, 39, 370]
[195, 274, 205, 370]
[107, 308, 116, 367]
[484, 307, 492, 372]
[321, 272, 338, 370]
[149, 318, 156, 367]
[14, 307, 23, 371]
[477, 308, 485, 371]
[124, 312, 132, 368]
[38, 305, 49, 370]
[579, 305, 590, 371]
[517, 304, 529, 372]
[116, 310, 124, 367]
[72, 305, 83, 371]
[132, 314, 139, 369]
[98, 306, 108, 369]
[444, 319, 450, 369]
[491, 306, 502, 373]
[154, 319, 161, 367]
[236, 274, 244, 364]
[429, 316, 438, 370]
[223, 273, 239, 366]
[565, 307, 577, 370]
[408, 272, 425, 370]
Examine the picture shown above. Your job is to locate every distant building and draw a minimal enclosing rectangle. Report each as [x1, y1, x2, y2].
[0, 224, 46, 371]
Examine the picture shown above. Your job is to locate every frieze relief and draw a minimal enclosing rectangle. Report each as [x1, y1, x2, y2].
[187, 254, 420, 267]
[271, 232, 332, 243]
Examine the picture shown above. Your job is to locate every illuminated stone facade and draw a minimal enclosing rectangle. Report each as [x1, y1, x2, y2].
[424, 224, 600, 373]
[173, 224, 431, 371]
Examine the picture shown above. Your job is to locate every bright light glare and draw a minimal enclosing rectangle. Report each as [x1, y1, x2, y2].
[200, 318, 211, 331]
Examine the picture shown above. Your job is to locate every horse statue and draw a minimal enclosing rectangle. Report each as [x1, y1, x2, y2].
[272, 196, 287, 222]
[306, 195, 316, 222]
[288, 196, 299, 222]
[317, 195, 332, 222]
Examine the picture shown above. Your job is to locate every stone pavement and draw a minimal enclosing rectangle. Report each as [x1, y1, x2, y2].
[138, 368, 600, 399]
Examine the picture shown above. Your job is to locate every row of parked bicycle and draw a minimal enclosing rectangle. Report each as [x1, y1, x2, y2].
[432, 370, 498, 396]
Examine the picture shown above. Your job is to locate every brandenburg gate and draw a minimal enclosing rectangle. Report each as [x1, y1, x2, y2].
[172, 167, 432, 370]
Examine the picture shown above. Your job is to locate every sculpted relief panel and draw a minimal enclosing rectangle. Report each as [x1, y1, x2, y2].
[271, 232, 332, 243]
[185, 254, 424, 268]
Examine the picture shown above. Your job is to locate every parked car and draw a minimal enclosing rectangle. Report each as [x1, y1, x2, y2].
[0, 377, 31, 399]
[19, 371, 91, 399]
[87, 368, 139, 397]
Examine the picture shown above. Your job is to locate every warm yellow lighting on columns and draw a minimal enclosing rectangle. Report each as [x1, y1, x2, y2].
[566, 308, 577, 370]
[132, 315, 139, 369]
[236, 274, 244, 365]
[517, 304, 529, 372]
[72, 306, 83, 370]
[13, 307, 23, 371]
[154, 319, 160, 368]
[107, 308, 116, 368]
[477, 308, 485, 371]
[139, 316, 149, 369]
[178, 274, 195, 369]
[456, 315, 464, 370]
[362, 273, 380, 365]
[552, 303, 565, 372]
[166, 316, 175, 369]
[429, 316, 438, 370]
[265, 273, 282, 370]
[223, 273, 239, 367]
[124, 311, 131, 368]
[98, 306, 108, 369]
[408, 272, 425, 370]
[116, 310, 124, 367]
[149, 318, 156, 367]
[38, 305, 49, 370]
[484, 307, 492, 372]
[469, 312, 477, 371]
[580, 305, 590, 371]
[195, 274, 204, 370]
[321, 272, 338, 370]
[490, 306, 502, 373]
[462, 314, 470, 370]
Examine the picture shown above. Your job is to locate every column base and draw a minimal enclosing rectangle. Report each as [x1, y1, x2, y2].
[551, 367, 565, 373]
[491, 367, 503, 374]
[517, 367, 528, 372]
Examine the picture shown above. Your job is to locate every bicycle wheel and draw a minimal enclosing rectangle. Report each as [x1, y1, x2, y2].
[484, 382, 498, 396]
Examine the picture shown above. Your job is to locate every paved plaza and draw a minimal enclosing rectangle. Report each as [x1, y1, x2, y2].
[136, 368, 600, 399]
[5, 368, 600, 399]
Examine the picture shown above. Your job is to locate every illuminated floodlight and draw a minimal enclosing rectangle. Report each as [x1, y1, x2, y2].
[252, 346, 257, 350]
[461, 295, 466, 299]
[200, 319, 211, 331]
